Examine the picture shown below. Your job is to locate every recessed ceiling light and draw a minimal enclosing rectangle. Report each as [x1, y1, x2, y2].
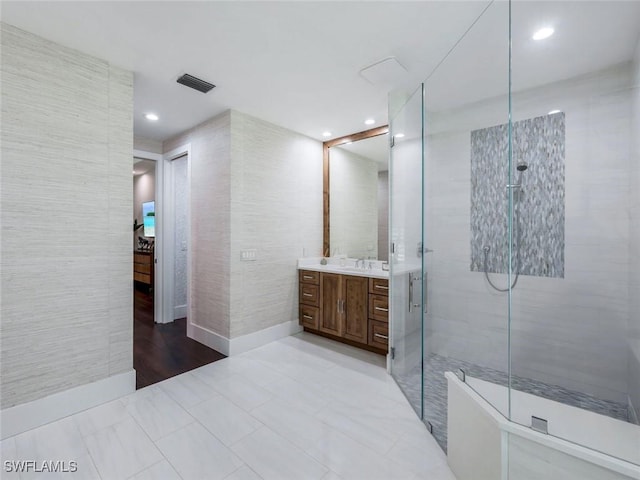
[394, 133, 405, 138]
[548, 109, 561, 115]
[145, 113, 159, 121]
[365, 118, 375, 125]
[322, 131, 332, 137]
[532, 27, 554, 41]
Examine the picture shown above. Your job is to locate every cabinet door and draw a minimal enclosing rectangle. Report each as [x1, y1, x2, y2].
[320, 273, 342, 336]
[343, 275, 368, 344]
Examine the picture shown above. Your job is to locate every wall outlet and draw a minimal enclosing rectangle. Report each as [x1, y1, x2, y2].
[240, 249, 257, 261]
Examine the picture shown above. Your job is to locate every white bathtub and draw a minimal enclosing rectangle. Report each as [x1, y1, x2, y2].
[446, 372, 640, 480]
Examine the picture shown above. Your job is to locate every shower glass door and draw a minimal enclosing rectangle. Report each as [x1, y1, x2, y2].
[389, 85, 425, 418]
[388, 1, 511, 452]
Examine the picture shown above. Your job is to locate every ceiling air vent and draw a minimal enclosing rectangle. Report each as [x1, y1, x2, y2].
[176, 73, 216, 93]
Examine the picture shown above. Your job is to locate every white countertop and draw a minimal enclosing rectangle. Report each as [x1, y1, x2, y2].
[298, 257, 389, 279]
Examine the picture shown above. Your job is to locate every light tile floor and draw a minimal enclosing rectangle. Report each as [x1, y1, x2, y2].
[0, 332, 456, 480]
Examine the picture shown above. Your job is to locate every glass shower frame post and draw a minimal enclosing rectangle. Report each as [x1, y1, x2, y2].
[388, 85, 426, 419]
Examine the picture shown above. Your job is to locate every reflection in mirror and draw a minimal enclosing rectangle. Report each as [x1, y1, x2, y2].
[328, 132, 389, 261]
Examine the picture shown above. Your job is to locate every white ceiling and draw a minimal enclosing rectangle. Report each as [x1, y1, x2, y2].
[2, 1, 640, 144]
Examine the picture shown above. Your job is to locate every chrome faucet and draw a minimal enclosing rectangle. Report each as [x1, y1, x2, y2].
[356, 257, 365, 269]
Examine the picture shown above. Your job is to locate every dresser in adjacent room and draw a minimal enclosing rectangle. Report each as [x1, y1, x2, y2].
[133, 249, 154, 287]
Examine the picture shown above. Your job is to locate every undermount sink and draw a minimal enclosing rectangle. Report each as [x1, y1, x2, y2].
[338, 266, 370, 273]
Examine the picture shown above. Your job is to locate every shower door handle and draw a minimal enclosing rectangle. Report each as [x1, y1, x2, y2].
[408, 272, 421, 312]
[424, 273, 428, 314]
[408, 272, 413, 312]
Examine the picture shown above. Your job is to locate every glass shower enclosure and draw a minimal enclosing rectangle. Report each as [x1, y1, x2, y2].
[388, 84, 425, 419]
[389, 0, 640, 477]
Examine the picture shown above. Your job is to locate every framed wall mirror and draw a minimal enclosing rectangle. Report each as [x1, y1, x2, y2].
[323, 126, 390, 260]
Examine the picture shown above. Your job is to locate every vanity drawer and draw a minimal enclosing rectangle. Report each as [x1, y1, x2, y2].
[299, 305, 319, 330]
[299, 270, 320, 285]
[368, 320, 389, 350]
[299, 283, 320, 307]
[369, 278, 389, 296]
[369, 294, 389, 322]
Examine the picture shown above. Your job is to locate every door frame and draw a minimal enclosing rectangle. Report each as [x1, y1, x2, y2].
[133, 149, 163, 324]
[160, 144, 192, 335]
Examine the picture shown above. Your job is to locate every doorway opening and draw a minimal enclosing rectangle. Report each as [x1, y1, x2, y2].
[132, 148, 224, 389]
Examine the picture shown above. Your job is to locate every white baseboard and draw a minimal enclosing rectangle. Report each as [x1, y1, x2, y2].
[629, 395, 639, 425]
[189, 320, 302, 357]
[174, 304, 187, 320]
[1, 370, 135, 440]
[190, 323, 230, 356]
[229, 320, 302, 356]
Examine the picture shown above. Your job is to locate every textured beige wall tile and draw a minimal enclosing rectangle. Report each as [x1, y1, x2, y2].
[1, 24, 133, 408]
[229, 111, 322, 338]
[165, 110, 322, 340]
[108, 64, 134, 375]
[164, 111, 232, 338]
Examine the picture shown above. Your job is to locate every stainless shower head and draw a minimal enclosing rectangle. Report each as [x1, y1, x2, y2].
[517, 161, 528, 172]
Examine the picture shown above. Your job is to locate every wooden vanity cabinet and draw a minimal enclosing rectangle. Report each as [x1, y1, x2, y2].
[299, 270, 320, 329]
[340, 275, 368, 344]
[318, 273, 368, 343]
[368, 278, 389, 350]
[299, 270, 386, 354]
[319, 273, 342, 336]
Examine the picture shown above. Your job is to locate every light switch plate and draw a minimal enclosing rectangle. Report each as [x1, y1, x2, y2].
[241, 249, 257, 261]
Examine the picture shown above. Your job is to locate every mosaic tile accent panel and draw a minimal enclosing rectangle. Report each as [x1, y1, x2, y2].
[470, 113, 565, 277]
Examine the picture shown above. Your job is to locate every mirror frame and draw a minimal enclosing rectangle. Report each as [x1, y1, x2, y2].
[323, 125, 390, 257]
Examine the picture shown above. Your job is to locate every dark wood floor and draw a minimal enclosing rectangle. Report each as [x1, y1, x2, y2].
[134, 286, 226, 389]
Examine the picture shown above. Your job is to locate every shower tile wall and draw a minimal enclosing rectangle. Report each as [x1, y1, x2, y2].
[424, 64, 632, 404]
[470, 114, 565, 278]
